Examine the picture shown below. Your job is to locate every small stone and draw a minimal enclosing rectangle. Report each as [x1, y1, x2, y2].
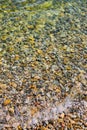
[10, 82, 17, 88]
[9, 107, 14, 114]
[0, 48, 2, 51]
[3, 99, 11, 106]
[60, 32, 66, 38]
[52, 65, 58, 72]
[17, 125, 23, 130]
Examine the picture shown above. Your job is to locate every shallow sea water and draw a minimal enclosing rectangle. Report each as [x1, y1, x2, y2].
[0, 0, 87, 129]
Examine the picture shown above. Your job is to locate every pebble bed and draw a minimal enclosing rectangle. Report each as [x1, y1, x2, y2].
[0, 0, 87, 129]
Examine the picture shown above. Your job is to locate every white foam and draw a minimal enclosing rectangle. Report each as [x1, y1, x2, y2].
[27, 77, 86, 128]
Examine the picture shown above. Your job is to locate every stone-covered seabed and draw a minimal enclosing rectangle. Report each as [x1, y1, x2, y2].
[0, 0, 87, 129]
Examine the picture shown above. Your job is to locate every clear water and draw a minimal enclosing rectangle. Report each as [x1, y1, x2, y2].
[0, 0, 87, 128]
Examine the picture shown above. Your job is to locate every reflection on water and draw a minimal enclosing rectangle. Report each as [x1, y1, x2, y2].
[0, 0, 68, 10]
